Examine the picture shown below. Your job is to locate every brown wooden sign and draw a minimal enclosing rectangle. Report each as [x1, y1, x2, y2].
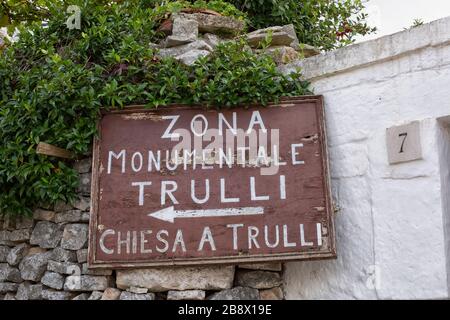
[88, 96, 336, 268]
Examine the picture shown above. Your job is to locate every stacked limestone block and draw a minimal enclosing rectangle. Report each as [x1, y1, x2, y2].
[0, 157, 284, 300]
[153, 11, 320, 66]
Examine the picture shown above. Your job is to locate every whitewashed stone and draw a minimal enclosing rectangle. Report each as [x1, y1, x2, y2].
[33, 209, 55, 221]
[236, 271, 282, 289]
[61, 224, 88, 250]
[73, 158, 92, 173]
[16, 283, 42, 300]
[19, 252, 50, 282]
[119, 291, 155, 300]
[209, 287, 259, 300]
[0, 282, 19, 294]
[167, 290, 205, 300]
[4, 293, 16, 300]
[51, 247, 77, 262]
[176, 49, 210, 65]
[116, 266, 234, 292]
[101, 288, 121, 300]
[30, 221, 63, 248]
[77, 249, 88, 263]
[7, 243, 29, 266]
[282, 16, 450, 300]
[41, 271, 65, 290]
[64, 275, 113, 291]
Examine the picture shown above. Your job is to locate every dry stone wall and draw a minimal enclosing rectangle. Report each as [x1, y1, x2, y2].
[0, 157, 284, 300]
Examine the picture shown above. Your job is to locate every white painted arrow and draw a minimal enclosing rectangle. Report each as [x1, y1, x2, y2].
[148, 206, 264, 223]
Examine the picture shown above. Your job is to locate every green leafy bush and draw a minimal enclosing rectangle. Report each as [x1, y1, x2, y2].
[0, 0, 310, 216]
[225, 0, 376, 50]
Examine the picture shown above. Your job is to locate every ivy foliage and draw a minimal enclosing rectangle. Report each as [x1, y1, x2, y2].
[0, 0, 310, 216]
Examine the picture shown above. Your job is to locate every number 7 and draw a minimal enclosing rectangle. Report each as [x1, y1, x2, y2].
[398, 132, 407, 153]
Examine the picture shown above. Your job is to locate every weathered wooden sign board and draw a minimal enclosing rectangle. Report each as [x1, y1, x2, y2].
[88, 96, 336, 268]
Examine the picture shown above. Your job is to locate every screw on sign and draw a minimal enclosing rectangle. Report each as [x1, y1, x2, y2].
[88, 96, 336, 268]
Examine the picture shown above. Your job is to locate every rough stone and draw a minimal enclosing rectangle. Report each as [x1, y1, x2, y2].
[72, 293, 90, 300]
[177, 12, 244, 34]
[73, 196, 90, 211]
[30, 221, 63, 248]
[82, 263, 112, 276]
[246, 25, 297, 48]
[41, 271, 65, 290]
[0, 282, 19, 294]
[15, 282, 42, 300]
[47, 260, 80, 275]
[235, 271, 282, 289]
[209, 287, 259, 300]
[60, 224, 88, 250]
[158, 40, 213, 59]
[261, 46, 299, 65]
[259, 287, 283, 300]
[42, 289, 75, 300]
[27, 247, 47, 256]
[55, 210, 83, 223]
[116, 266, 235, 292]
[7, 243, 29, 266]
[19, 252, 51, 282]
[77, 173, 91, 194]
[167, 290, 205, 300]
[77, 249, 88, 263]
[33, 209, 56, 222]
[176, 49, 210, 65]
[15, 217, 34, 229]
[9, 228, 32, 242]
[51, 247, 77, 262]
[127, 286, 148, 294]
[0, 245, 10, 262]
[80, 212, 90, 222]
[0, 264, 22, 283]
[54, 201, 73, 212]
[73, 158, 92, 173]
[4, 293, 16, 300]
[64, 275, 114, 292]
[202, 33, 222, 48]
[88, 291, 103, 300]
[297, 43, 321, 58]
[164, 16, 198, 47]
[119, 291, 155, 300]
[101, 288, 121, 300]
[238, 262, 282, 272]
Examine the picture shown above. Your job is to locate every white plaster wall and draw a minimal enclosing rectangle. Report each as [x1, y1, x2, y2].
[281, 16, 450, 299]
